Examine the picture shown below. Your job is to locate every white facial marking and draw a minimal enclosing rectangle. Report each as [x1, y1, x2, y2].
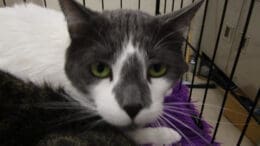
[92, 79, 131, 126]
[113, 40, 136, 84]
[135, 78, 172, 125]
[92, 40, 139, 126]
[93, 38, 172, 126]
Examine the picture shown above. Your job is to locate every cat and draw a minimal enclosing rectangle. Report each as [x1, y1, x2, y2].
[0, 0, 203, 145]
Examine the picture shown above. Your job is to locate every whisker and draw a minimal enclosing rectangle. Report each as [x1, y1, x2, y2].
[87, 119, 105, 129]
[67, 114, 98, 123]
[51, 111, 99, 127]
[36, 100, 96, 111]
[153, 118, 174, 146]
[165, 102, 236, 110]
[164, 103, 248, 116]
[164, 104, 248, 116]
[155, 117, 170, 146]
[151, 119, 161, 128]
[159, 116, 194, 146]
[155, 120, 161, 127]
[164, 101, 200, 105]
[37, 102, 84, 109]
[149, 120, 157, 128]
[163, 112, 211, 144]
[164, 107, 257, 126]
[164, 102, 203, 106]
[164, 105, 195, 113]
[153, 120, 160, 128]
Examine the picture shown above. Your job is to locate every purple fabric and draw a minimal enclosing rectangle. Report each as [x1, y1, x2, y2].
[148, 83, 220, 146]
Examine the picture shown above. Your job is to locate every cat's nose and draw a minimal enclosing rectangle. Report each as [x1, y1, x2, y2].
[123, 104, 143, 119]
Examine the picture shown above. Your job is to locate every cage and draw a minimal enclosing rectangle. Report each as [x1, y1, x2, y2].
[0, 0, 259, 145]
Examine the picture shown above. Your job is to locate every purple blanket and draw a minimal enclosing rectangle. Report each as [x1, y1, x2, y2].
[149, 83, 220, 146]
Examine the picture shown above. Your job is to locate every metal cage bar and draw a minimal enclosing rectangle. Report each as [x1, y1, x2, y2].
[237, 89, 259, 145]
[138, 0, 141, 10]
[2, 0, 6, 6]
[180, 0, 184, 8]
[188, 0, 209, 101]
[43, 0, 47, 7]
[199, 0, 229, 123]
[211, 0, 256, 142]
[182, 0, 188, 81]
[164, 0, 167, 14]
[101, 0, 104, 10]
[155, 0, 161, 15]
[171, 0, 174, 11]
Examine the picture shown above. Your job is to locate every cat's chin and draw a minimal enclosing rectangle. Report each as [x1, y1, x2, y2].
[103, 118, 146, 129]
[101, 113, 160, 129]
[117, 123, 142, 131]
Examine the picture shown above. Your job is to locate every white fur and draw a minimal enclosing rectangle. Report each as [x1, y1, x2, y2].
[128, 127, 181, 145]
[0, 3, 94, 114]
[92, 79, 131, 126]
[113, 40, 136, 84]
[0, 4, 70, 87]
[135, 78, 172, 125]
[0, 4, 180, 145]
[93, 40, 137, 127]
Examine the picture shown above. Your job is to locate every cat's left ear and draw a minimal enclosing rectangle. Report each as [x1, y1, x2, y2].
[157, 0, 204, 32]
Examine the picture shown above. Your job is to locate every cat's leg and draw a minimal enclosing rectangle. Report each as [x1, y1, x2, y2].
[127, 127, 181, 145]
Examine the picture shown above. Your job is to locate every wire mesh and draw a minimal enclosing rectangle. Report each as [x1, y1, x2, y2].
[211, 0, 256, 142]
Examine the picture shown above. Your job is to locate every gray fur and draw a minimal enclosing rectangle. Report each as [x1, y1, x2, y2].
[113, 54, 151, 117]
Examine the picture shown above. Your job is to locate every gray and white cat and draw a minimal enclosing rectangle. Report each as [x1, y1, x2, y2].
[0, 0, 202, 145]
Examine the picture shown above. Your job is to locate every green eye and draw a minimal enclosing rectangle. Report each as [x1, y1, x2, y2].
[148, 63, 167, 78]
[90, 62, 111, 78]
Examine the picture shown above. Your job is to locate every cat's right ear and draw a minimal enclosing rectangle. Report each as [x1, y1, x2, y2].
[59, 0, 103, 39]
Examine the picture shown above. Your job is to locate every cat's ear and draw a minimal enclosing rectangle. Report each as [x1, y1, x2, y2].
[59, 0, 104, 39]
[154, 1, 204, 75]
[157, 0, 204, 32]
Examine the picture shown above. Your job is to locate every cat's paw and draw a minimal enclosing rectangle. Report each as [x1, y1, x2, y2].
[127, 127, 181, 145]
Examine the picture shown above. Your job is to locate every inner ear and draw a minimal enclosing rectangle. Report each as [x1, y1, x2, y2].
[59, 0, 107, 39]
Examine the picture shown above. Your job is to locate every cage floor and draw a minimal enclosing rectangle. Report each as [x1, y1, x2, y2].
[188, 74, 255, 146]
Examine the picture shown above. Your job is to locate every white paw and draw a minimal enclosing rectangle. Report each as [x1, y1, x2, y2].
[127, 127, 181, 145]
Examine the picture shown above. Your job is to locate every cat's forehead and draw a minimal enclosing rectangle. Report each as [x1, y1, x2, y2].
[102, 10, 153, 23]
[101, 10, 158, 41]
[93, 10, 160, 56]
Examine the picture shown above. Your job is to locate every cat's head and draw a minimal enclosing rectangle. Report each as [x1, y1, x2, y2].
[59, 0, 202, 127]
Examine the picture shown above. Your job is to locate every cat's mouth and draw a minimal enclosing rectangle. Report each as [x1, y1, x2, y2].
[119, 122, 140, 131]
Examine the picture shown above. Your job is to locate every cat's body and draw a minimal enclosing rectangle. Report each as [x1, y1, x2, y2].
[0, 70, 136, 146]
[0, 4, 72, 95]
[0, 0, 203, 145]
